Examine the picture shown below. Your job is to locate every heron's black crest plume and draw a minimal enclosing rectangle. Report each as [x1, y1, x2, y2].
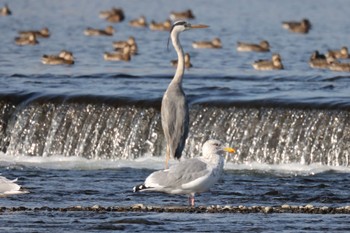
[167, 21, 188, 51]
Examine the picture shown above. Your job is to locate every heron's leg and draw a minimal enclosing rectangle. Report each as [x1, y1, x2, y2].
[165, 145, 170, 169]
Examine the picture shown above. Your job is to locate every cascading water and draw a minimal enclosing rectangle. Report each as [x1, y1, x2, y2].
[0, 98, 349, 166]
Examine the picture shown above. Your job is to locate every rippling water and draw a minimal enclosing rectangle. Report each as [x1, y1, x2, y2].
[1, 161, 350, 232]
[1, 0, 350, 232]
[0, 0, 349, 107]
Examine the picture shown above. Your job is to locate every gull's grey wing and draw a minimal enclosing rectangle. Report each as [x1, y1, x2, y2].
[145, 158, 208, 188]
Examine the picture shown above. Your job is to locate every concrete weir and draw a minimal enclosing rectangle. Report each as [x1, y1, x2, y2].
[1, 204, 350, 214]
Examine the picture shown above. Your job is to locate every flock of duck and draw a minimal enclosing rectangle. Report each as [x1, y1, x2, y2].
[2, 4, 194, 65]
[2, 3, 350, 72]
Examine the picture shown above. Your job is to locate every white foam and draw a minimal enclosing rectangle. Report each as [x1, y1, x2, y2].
[1, 153, 349, 174]
[0, 152, 169, 170]
[224, 162, 350, 176]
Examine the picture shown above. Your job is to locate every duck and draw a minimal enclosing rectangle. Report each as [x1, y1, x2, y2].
[236, 40, 270, 52]
[192, 37, 222, 49]
[113, 36, 137, 55]
[310, 50, 326, 59]
[116, 43, 138, 56]
[99, 7, 124, 23]
[171, 53, 192, 69]
[328, 57, 350, 72]
[129, 16, 147, 28]
[282, 18, 312, 34]
[15, 33, 39, 46]
[84, 26, 115, 36]
[169, 9, 195, 21]
[19, 27, 50, 38]
[41, 50, 74, 65]
[309, 51, 332, 69]
[328, 46, 349, 59]
[0, 4, 11, 16]
[252, 53, 284, 70]
[99, 7, 120, 18]
[104, 46, 131, 61]
[149, 19, 172, 31]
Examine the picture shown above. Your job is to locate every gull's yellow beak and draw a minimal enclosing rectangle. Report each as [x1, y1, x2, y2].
[190, 24, 209, 29]
[223, 147, 236, 153]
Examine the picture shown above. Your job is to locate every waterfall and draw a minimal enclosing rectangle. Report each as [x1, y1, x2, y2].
[0, 98, 349, 166]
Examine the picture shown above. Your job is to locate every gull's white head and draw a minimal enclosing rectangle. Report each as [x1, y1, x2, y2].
[202, 139, 235, 157]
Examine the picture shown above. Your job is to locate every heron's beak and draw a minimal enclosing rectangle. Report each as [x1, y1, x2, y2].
[190, 24, 209, 29]
[223, 147, 236, 153]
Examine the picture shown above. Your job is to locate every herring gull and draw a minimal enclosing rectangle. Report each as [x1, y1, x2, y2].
[0, 176, 27, 196]
[133, 139, 235, 206]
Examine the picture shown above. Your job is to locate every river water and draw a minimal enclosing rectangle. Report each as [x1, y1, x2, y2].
[1, 0, 350, 232]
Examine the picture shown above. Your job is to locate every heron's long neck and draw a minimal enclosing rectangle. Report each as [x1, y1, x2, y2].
[171, 32, 185, 85]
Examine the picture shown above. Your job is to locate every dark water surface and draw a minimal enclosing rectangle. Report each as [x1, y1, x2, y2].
[2, 167, 350, 208]
[1, 167, 350, 232]
[1, 0, 350, 232]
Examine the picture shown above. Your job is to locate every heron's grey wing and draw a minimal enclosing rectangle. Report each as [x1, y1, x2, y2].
[145, 158, 208, 188]
[161, 84, 189, 159]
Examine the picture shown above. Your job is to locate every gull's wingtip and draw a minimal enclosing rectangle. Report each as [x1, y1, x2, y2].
[133, 184, 147, 192]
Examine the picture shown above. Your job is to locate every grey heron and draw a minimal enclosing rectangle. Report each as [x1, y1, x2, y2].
[161, 21, 208, 168]
[133, 139, 235, 206]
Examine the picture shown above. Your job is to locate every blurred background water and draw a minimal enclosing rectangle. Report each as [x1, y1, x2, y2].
[0, 0, 350, 232]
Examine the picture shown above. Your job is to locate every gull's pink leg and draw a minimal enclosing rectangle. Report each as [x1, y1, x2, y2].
[188, 194, 195, 207]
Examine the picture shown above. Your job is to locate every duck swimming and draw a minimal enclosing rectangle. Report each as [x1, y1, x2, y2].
[252, 53, 284, 70]
[149, 19, 172, 31]
[129, 16, 147, 28]
[104, 45, 131, 61]
[171, 52, 192, 69]
[192, 37, 222, 49]
[15, 33, 39, 46]
[99, 7, 124, 23]
[328, 46, 349, 59]
[328, 57, 350, 72]
[169, 9, 195, 21]
[19, 27, 50, 38]
[113, 36, 137, 55]
[41, 50, 74, 65]
[0, 4, 11, 16]
[237, 40, 270, 52]
[282, 18, 312, 34]
[84, 26, 115, 36]
[309, 51, 332, 69]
